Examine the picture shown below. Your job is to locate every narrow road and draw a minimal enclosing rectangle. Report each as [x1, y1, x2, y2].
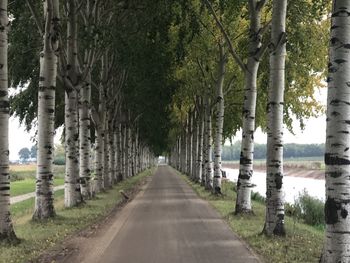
[10, 185, 65, 204]
[79, 165, 260, 263]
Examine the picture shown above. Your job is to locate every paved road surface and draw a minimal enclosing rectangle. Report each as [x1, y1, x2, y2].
[83, 165, 260, 263]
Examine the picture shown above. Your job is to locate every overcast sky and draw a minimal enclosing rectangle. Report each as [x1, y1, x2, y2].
[9, 88, 327, 160]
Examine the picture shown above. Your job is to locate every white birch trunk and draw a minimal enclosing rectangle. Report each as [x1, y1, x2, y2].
[94, 128, 104, 193]
[197, 101, 204, 183]
[192, 110, 197, 180]
[0, 0, 17, 242]
[64, 90, 81, 207]
[263, 0, 287, 236]
[187, 112, 192, 176]
[213, 44, 226, 194]
[321, 1, 350, 261]
[205, 98, 213, 190]
[33, 0, 60, 220]
[235, 0, 265, 214]
[202, 103, 208, 186]
[103, 119, 111, 189]
[79, 76, 91, 198]
[116, 122, 123, 181]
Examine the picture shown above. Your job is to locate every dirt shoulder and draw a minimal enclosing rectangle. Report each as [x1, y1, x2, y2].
[36, 175, 152, 263]
[222, 163, 325, 180]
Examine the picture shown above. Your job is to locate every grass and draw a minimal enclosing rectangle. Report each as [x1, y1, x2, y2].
[0, 168, 155, 263]
[10, 179, 65, 197]
[178, 171, 324, 263]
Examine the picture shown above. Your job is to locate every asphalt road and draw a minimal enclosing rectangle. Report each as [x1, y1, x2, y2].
[87, 165, 260, 263]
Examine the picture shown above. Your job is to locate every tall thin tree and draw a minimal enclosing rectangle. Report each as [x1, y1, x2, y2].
[33, 0, 60, 220]
[263, 0, 287, 236]
[0, 0, 17, 242]
[321, 0, 350, 261]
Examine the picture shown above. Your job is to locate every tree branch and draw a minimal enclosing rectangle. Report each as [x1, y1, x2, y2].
[26, 0, 43, 37]
[203, 0, 247, 73]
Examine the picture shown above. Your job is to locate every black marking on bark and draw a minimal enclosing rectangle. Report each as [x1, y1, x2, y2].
[332, 10, 350, 17]
[0, 186, 9, 191]
[341, 208, 348, 219]
[326, 77, 333, 83]
[327, 171, 343, 178]
[325, 197, 339, 224]
[39, 76, 45, 81]
[0, 90, 7, 97]
[47, 108, 54, 114]
[325, 153, 350, 165]
[344, 44, 350, 49]
[328, 67, 337, 73]
[345, 147, 349, 152]
[275, 174, 283, 190]
[330, 99, 350, 106]
[334, 59, 347, 64]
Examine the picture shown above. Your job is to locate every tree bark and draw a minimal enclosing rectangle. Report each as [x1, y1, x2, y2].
[321, 1, 350, 261]
[263, 0, 287, 236]
[205, 98, 213, 190]
[197, 100, 204, 183]
[64, 90, 81, 207]
[235, 0, 266, 214]
[33, 0, 60, 220]
[79, 75, 92, 198]
[213, 44, 226, 195]
[0, 0, 17, 242]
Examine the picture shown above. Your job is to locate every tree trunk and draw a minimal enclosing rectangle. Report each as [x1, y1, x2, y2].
[321, 1, 350, 261]
[103, 119, 111, 189]
[263, 0, 287, 236]
[197, 101, 204, 183]
[33, 0, 60, 220]
[213, 44, 226, 195]
[64, 90, 81, 207]
[192, 109, 197, 180]
[116, 122, 123, 181]
[202, 102, 208, 186]
[205, 98, 213, 190]
[235, 0, 265, 214]
[94, 129, 104, 193]
[79, 76, 91, 198]
[0, 0, 17, 242]
[187, 111, 192, 176]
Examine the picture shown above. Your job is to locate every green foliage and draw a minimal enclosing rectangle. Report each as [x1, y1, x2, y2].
[291, 190, 325, 227]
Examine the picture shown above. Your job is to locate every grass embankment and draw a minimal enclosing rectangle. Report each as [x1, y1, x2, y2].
[179, 172, 323, 263]
[10, 165, 65, 197]
[0, 168, 155, 263]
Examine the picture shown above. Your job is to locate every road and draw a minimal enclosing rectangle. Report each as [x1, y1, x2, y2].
[76, 165, 261, 263]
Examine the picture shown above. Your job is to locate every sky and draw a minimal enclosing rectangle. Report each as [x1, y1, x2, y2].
[9, 88, 328, 161]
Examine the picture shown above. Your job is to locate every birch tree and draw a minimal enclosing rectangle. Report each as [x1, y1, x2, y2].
[213, 42, 226, 194]
[321, 0, 350, 261]
[0, 0, 17, 242]
[263, 0, 287, 236]
[33, 0, 60, 220]
[204, 0, 268, 213]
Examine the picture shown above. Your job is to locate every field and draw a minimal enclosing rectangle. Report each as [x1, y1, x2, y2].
[10, 165, 65, 197]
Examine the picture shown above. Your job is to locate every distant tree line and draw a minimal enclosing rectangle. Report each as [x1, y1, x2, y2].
[222, 142, 324, 161]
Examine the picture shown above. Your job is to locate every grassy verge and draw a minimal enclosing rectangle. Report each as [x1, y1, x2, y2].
[11, 178, 65, 197]
[0, 168, 155, 263]
[178, 171, 323, 263]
